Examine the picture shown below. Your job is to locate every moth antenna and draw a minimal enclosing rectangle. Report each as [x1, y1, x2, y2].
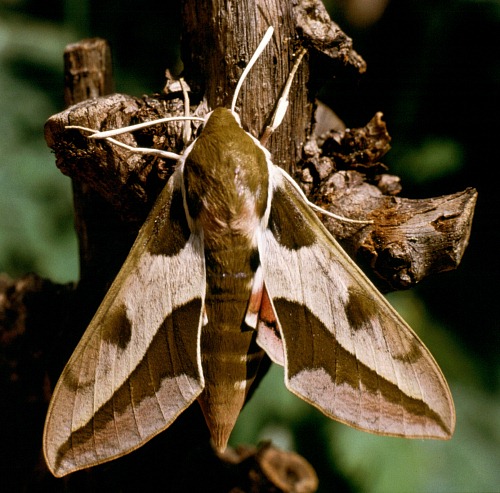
[100, 138, 183, 161]
[66, 82, 204, 161]
[308, 201, 374, 225]
[67, 125, 182, 160]
[279, 168, 373, 225]
[179, 77, 192, 144]
[70, 116, 205, 140]
[260, 47, 307, 146]
[230, 26, 274, 114]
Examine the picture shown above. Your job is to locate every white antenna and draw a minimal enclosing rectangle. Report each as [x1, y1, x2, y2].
[72, 116, 205, 140]
[230, 26, 274, 113]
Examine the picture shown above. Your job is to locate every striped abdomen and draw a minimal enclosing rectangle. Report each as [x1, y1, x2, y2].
[198, 242, 265, 451]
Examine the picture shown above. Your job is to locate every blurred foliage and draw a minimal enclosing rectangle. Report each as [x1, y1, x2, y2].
[1, 0, 498, 492]
[0, 6, 78, 281]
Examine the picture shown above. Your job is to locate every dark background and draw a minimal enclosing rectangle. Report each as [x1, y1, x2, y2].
[0, 0, 498, 491]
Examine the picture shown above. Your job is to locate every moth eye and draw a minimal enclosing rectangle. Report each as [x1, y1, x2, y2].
[193, 124, 204, 137]
[249, 249, 260, 272]
[184, 180, 203, 219]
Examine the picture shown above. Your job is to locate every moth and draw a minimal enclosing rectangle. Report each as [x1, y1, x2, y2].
[43, 27, 455, 478]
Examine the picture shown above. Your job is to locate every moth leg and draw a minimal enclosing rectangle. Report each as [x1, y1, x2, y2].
[179, 77, 192, 143]
[260, 47, 307, 146]
[255, 283, 284, 366]
[245, 265, 264, 329]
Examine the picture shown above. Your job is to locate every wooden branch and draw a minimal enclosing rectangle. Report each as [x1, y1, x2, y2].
[301, 111, 477, 290]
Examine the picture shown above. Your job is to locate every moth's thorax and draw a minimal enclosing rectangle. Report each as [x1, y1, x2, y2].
[183, 108, 270, 245]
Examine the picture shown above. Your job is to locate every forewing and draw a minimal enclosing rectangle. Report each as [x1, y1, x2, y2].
[259, 167, 455, 439]
[43, 169, 206, 477]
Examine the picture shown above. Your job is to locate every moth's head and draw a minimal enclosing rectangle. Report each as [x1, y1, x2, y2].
[201, 108, 242, 130]
[178, 107, 253, 171]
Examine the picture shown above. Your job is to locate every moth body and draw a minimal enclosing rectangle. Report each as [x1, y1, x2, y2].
[182, 108, 269, 450]
[43, 28, 455, 479]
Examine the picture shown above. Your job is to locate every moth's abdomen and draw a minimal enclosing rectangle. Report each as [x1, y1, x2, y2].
[199, 323, 264, 452]
[197, 245, 265, 452]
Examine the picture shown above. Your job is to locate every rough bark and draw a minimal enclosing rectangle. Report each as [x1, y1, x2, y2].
[0, 1, 477, 492]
